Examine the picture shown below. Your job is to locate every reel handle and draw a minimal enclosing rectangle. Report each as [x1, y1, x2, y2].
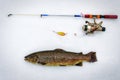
[84, 14, 118, 19]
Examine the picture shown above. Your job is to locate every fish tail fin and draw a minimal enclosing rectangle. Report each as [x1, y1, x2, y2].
[87, 52, 97, 62]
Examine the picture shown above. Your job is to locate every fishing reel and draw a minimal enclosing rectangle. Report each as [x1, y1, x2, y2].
[82, 18, 106, 35]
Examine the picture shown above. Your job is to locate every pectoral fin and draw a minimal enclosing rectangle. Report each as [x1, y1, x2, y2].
[38, 61, 46, 65]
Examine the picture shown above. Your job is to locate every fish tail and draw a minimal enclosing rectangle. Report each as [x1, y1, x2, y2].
[87, 52, 97, 62]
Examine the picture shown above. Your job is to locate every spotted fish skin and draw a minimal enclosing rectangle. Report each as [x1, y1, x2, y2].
[24, 49, 97, 66]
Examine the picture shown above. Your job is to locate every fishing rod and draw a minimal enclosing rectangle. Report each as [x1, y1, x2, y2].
[8, 13, 118, 35]
[8, 13, 118, 19]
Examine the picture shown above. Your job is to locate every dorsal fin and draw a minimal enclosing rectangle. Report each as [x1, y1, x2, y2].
[54, 49, 65, 52]
[79, 52, 83, 55]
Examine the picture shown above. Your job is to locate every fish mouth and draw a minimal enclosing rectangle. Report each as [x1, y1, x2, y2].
[24, 56, 38, 64]
[24, 58, 29, 62]
[24, 56, 31, 62]
[24, 58, 36, 63]
[24, 58, 27, 61]
[24, 56, 28, 61]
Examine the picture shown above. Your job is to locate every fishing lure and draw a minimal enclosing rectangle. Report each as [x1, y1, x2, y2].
[53, 31, 66, 36]
[24, 49, 97, 66]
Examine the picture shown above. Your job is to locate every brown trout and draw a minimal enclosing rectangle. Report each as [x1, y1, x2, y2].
[24, 49, 97, 66]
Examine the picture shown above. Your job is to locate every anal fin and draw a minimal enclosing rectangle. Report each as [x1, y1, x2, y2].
[75, 62, 83, 66]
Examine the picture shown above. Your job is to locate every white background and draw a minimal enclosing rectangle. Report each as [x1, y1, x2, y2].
[0, 0, 120, 80]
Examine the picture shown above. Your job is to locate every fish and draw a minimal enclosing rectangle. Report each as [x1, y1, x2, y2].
[24, 49, 97, 66]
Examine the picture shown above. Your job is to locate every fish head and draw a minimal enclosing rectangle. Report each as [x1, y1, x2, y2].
[24, 54, 38, 63]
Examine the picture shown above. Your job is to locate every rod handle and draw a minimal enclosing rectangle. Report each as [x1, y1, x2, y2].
[84, 14, 118, 19]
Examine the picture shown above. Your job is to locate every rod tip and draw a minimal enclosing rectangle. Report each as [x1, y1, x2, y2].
[8, 14, 13, 17]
